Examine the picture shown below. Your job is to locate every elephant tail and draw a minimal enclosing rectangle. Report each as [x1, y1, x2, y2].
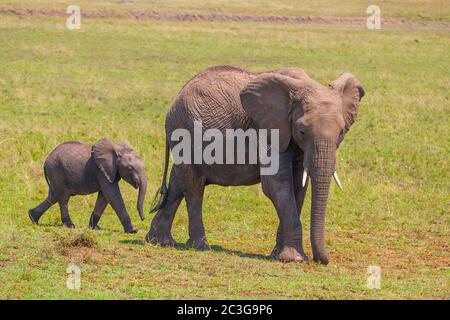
[150, 137, 170, 213]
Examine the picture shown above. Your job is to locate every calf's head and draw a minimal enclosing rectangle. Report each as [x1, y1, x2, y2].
[92, 138, 147, 221]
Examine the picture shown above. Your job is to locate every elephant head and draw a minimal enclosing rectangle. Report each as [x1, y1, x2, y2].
[92, 138, 147, 221]
[240, 70, 364, 264]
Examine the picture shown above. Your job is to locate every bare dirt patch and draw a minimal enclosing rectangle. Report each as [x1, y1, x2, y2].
[1, 8, 449, 30]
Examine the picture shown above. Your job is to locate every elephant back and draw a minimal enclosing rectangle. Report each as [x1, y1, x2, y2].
[166, 65, 257, 136]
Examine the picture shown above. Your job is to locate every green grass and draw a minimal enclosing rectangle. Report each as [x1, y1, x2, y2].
[0, 2, 449, 299]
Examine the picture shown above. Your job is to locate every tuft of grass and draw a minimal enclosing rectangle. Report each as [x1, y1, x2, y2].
[53, 229, 98, 250]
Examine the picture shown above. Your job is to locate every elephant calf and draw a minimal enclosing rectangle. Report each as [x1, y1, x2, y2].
[28, 138, 148, 233]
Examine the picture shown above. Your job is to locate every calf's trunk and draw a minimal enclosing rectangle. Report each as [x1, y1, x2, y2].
[137, 173, 147, 221]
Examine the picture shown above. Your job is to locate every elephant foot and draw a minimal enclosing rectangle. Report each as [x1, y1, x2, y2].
[273, 246, 307, 262]
[28, 210, 40, 225]
[63, 221, 75, 229]
[124, 225, 138, 234]
[186, 236, 210, 251]
[146, 230, 176, 247]
[270, 245, 282, 258]
[313, 253, 329, 265]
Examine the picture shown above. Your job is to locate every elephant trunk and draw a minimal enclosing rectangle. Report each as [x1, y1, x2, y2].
[137, 172, 147, 221]
[310, 139, 336, 265]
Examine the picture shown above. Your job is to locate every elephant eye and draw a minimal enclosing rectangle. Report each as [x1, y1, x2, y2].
[299, 130, 305, 135]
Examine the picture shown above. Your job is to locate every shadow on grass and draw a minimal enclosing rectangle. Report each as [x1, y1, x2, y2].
[208, 244, 271, 261]
[32, 222, 124, 236]
[36, 223, 63, 227]
[121, 239, 271, 261]
[120, 239, 146, 246]
[35, 224, 272, 261]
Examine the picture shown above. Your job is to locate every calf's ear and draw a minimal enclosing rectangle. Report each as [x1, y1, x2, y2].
[92, 138, 119, 183]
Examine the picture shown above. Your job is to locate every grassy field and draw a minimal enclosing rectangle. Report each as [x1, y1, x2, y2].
[0, 1, 449, 299]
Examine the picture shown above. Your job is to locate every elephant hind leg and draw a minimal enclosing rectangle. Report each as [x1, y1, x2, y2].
[173, 166, 209, 250]
[184, 184, 208, 250]
[28, 190, 58, 224]
[29, 198, 54, 224]
[146, 169, 183, 247]
[58, 196, 75, 228]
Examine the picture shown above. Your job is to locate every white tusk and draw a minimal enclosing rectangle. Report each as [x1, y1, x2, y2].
[302, 168, 308, 188]
[333, 171, 343, 190]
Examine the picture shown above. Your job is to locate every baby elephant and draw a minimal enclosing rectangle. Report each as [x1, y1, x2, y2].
[28, 138, 147, 233]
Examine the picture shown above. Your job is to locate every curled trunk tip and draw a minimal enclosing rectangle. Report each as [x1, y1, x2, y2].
[137, 174, 147, 221]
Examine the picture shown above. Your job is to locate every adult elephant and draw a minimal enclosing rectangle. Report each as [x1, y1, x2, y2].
[147, 65, 364, 264]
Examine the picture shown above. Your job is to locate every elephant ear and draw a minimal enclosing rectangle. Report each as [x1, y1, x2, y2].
[330, 73, 365, 134]
[274, 68, 309, 81]
[240, 73, 300, 152]
[92, 138, 119, 183]
[121, 140, 132, 150]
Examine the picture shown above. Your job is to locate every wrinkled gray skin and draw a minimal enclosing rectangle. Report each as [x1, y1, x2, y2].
[29, 138, 148, 233]
[147, 65, 364, 264]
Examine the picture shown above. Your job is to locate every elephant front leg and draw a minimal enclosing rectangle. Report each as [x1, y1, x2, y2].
[89, 192, 108, 230]
[271, 157, 310, 259]
[262, 153, 306, 262]
[267, 190, 306, 262]
[288, 160, 310, 260]
[99, 180, 136, 233]
[270, 224, 284, 258]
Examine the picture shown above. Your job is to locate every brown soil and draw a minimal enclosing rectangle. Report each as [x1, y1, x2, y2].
[1, 7, 449, 30]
